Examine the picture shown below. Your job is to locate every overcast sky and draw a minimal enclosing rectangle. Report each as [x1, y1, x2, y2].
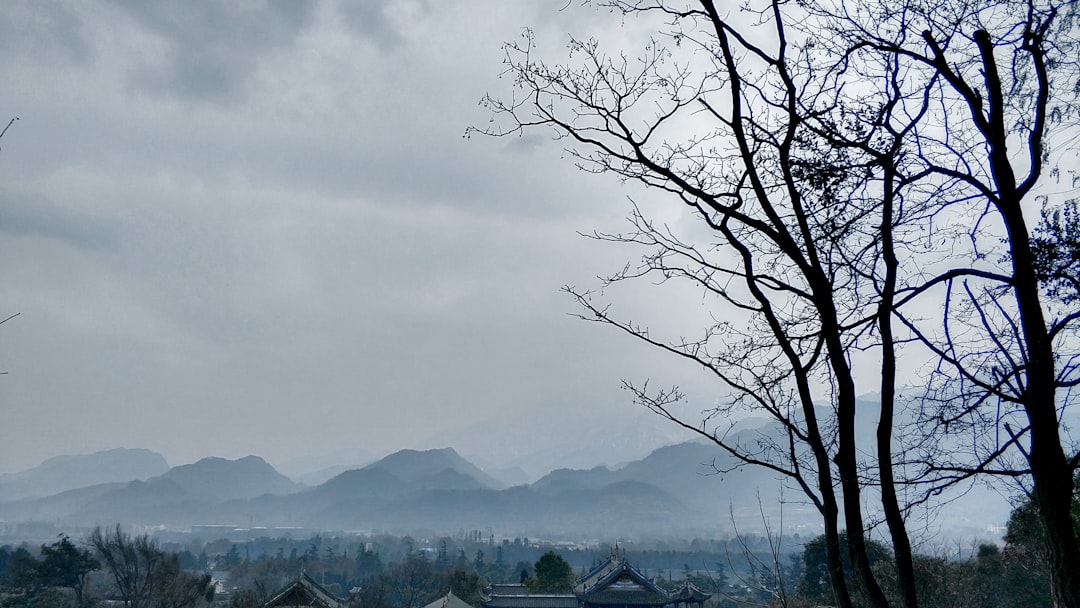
[0, 1, 729, 474]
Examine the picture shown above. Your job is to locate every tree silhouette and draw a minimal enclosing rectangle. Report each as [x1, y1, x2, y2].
[38, 535, 100, 608]
[475, 1, 1080, 606]
[90, 525, 212, 608]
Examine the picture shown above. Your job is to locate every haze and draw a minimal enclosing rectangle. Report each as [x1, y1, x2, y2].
[0, 2, 732, 475]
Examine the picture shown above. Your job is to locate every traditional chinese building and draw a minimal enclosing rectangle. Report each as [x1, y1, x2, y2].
[668, 579, 712, 608]
[261, 573, 346, 608]
[424, 591, 484, 608]
[481, 555, 711, 608]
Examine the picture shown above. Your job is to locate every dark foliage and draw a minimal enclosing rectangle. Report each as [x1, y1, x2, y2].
[525, 552, 573, 594]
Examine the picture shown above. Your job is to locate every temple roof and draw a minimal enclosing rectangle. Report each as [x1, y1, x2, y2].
[482, 583, 578, 608]
[488, 584, 532, 596]
[262, 573, 344, 608]
[423, 591, 477, 608]
[670, 580, 711, 603]
[482, 556, 687, 608]
[484, 594, 580, 608]
[575, 556, 670, 607]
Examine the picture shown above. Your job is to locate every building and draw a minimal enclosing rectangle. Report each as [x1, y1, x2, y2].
[483, 583, 579, 608]
[482, 556, 711, 608]
[262, 573, 345, 608]
[424, 591, 481, 608]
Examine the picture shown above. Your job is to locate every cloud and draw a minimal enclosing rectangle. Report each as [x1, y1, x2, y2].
[108, 0, 315, 104]
[336, 1, 410, 49]
[0, 0, 709, 474]
[0, 2, 94, 66]
[0, 188, 120, 252]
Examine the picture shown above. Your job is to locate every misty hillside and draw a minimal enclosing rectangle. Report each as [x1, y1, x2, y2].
[289, 462, 371, 487]
[0, 482, 129, 522]
[0, 448, 169, 501]
[530, 438, 796, 533]
[307, 467, 410, 502]
[0, 443, 766, 537]
[0, 455, 303, 526]
[159, 456, 302, 501]
[448, 407, 692, 481]
[0, 433, 1015, 540]
[362, 447, 504, 489]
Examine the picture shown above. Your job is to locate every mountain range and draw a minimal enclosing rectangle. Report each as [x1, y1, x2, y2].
[0, 448, 169, 502]
[0, 407, 1020, 542]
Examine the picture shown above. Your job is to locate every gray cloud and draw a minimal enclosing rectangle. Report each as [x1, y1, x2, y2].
[110, 0, 315, 103]
[0, 2, 94, 66]
[0, 189, 120, 252]
[337, 1, 409, 49]
[0, 1, 715, 474]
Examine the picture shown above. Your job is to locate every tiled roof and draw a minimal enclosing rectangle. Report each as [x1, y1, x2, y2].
[483, 595, 579, 608]
[575, 556, 668, 606]
[579, 589, 671, 606]
[489, 584, 532, 596]
[484, 556, 679, 608]
[262, 573, 344, 608]
[575, 557, 624, 593]
[670, 581, 711, 603]
[424, 591, 477, 608]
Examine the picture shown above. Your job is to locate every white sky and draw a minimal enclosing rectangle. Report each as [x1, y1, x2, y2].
[0, 1, 730, 474]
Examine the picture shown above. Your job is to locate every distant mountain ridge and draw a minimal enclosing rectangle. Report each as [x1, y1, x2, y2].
[362, 447, 505, 490]
[160, 455, 301, 501]
[0, 442, 792, 537]
[0, 434, 1015, 540]
[445, 407, 692, 482]
[0, 448, 169, 501]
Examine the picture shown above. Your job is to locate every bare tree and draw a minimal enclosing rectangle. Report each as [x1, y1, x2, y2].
[811, 2, 1080, 605]
[91, 525, 161, 608]
[474, 1, 1079, 607]
[90, 525, 212, 608]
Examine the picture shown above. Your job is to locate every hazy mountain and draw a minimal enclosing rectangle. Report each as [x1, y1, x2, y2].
[531, 465, 618, 494]
[484, 466, 531, 488]
[372, 480, 691, 538]
[530, 438, 795, 534]
[0, 445, 704, 536]
[273, 449, 376, 484]
[0, 448, 169, 501]
[0, 482, 128, 521]
[290, 463, 368, 487]
[79, 478, 207, 524]
[159, 456, 301, 501]
[296, 448, 502, 514]
[446, 407, 693, 482]
[0, 455, 302, 527]
[308, 467, 409, 503]
[0, 431, 1016, 540]
[286, 446, 712, 536]
[363, 448, 505, 490]
[81, 455, 303, 523]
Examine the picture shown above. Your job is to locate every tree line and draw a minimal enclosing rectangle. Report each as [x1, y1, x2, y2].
[0, 525, 213, 608]
[1, 496, 1073, 608]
